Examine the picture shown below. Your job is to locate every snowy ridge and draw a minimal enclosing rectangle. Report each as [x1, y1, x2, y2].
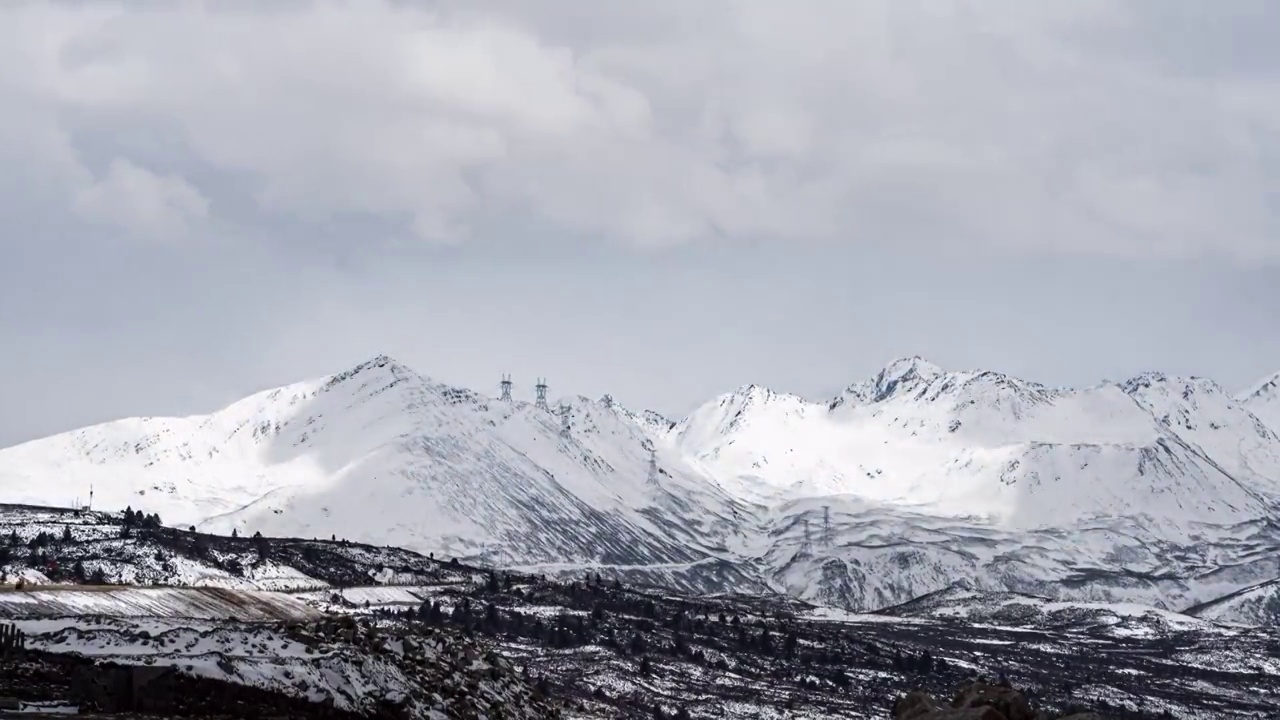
[2, 354, 1279, 617]
[0, 357, 753, 584]
[670, 360, 1274, 530]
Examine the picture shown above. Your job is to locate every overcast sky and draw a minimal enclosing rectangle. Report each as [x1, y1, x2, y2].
[2, 0, 1278, 446]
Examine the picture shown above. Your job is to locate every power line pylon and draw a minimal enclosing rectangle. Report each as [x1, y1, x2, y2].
[535, 378, 549, 411]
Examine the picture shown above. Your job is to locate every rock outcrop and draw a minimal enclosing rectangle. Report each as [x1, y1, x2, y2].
[894, 680, 1109, 720]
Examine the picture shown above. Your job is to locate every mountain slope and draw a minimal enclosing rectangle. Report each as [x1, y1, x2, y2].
[0, 356, 754, 589]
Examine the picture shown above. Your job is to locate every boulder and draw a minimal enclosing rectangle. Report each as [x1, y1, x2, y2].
[894, 681, 1104, 720]
[893, 689, 940, 719]
[952, 680, 1036, 720]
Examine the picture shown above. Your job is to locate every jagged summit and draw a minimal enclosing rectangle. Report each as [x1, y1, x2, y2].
[882, 355, 945, 379]
[1121, 371, 1226, 397]
[830, 356, 946, 408]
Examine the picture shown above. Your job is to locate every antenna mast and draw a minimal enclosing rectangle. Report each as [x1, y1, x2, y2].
[499, 374, 513, 402]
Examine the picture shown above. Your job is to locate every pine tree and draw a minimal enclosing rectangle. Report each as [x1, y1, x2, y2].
[783, 630, 799, 658]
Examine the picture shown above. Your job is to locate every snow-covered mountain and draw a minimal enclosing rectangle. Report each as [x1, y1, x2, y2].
[1, 354, 1278, 617]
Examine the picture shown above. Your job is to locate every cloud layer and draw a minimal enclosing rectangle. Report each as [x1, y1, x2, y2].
[3, 0, 1278, 259]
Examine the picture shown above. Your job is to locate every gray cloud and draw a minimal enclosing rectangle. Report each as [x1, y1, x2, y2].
[1, 1, 1278, 446]
[2, 0, 1279, 257]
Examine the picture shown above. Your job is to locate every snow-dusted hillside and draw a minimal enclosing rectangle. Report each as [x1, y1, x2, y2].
[2, 354, 1279, 617]
[1184, 576, 1280, 626]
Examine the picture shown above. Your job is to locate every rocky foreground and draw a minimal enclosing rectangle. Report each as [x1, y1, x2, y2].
[0, 505, 1275, 718]
[894, 679, 1150, 720]
[0, 572, 1274, 718]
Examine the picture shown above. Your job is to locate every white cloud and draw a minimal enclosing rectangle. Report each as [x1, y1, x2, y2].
[0, 0, 1277, 259]
[73, 158, 209, 240]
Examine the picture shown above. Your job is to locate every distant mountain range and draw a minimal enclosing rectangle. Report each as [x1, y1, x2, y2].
[2, 354, 1277, 620]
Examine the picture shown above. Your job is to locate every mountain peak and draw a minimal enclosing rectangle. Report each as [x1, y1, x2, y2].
[882, 355, 945, 378]
[1241, 370, 1280, 402]
[361, 353, 409, 371]
[730, 383, 777, 401]
[317, 354, 428, 398]
[832, 356, 946, 408]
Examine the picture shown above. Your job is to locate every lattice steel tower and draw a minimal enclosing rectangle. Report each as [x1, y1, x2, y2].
[499, 374, 513, 402]
[534, 378, 549, 411]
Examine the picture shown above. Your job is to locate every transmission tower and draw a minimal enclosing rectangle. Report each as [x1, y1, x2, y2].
[534, 377, 549, 411]
[559, 402, 572, 437]
[499, 374, 513, 402]
[802, 518, 811, 547]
